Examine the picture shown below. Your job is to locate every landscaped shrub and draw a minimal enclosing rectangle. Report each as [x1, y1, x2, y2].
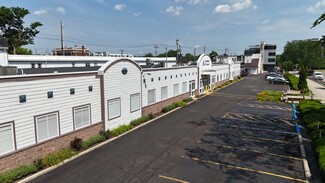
[175, 101, 187, 107]
[183, 97, 193, 103]
[284, 73, 299, 90]
[318, 144, 325, 172]
[162, 103, 177, 113]
[33, 159, 45, 171]
[0, 164, 37, 183]
[100, 130, 114, 139]
[299, 99, 325, 174]
[81, 134, 106, 149]
[110, 124, 133, 137]
[70, 137, 83, 151]
[256, 90, 282, 103]
[130, 114, 153, 127]
[42, 148, 77, 167]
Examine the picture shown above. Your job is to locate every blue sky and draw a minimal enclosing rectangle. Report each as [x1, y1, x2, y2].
[2, 0, 325, 56]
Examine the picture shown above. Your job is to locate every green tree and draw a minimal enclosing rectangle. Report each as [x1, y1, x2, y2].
[298, 66, 309, 94]
[281, 40, 324, 69]
[281, 60, 295, 71]
[16, 47, 32, 55]
[282, 61, 295, 71]
[0, 6, 42, 54]
[157, 50, 178, 57]
[184, 53, 195, 62]
[311, 11, 325, 59]
[209, 51, 218, 61]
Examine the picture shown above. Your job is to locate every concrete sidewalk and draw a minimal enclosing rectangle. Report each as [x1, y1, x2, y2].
[307, 79, 325, 104]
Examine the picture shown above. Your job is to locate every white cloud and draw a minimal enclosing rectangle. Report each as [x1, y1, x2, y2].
[114, 4, 127, 11]
[133, 12, 142, 16]
[214, 5, 231, 13]
[214, 0, 257, 14]
[56, 7, 65, 14]
[34, 7, 65, 15]
[165, 6, 184, 16]
[175, 0, 209, 5]
[261, 19, 270, 24]
[33, 8, 49, 15]
[232, 0, 251, 11]
[307, 0, 325, 13]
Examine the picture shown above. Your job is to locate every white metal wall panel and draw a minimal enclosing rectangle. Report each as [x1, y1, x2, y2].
[142, 67, 197, 107]
[0, 74, 101, 150]
[103, 61, 142, 130]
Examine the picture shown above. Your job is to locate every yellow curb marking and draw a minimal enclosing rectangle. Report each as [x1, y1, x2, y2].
[278, 119, 294, 126]
[232, 113, 248, 120]
[222, 112, 229, 118]
[159, 175, 190, 183]
[181, 156, 307, 183]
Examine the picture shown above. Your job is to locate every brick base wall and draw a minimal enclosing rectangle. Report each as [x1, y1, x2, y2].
[0, 122, 103, 173]
[142, 92, 190, 116]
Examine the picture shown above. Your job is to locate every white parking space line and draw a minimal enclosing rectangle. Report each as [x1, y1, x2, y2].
[216, 124, 296, 135]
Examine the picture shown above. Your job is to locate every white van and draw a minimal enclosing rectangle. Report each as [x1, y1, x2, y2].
[313, 72, 324, 80]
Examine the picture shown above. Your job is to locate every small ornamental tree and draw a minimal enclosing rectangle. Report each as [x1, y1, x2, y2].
[298, 66, 309, 94]
[0, 6, 42, 54]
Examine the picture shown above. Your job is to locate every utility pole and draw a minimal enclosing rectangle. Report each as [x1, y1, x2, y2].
[179, 45, 182, 65]
[165, 46, 168, 62]
[60, 21, 64, 56]
[154, 44, 159, 56]
[120, 49, 124, 56]
[176, 38, 179, 63]
[203, 46, 206, 53]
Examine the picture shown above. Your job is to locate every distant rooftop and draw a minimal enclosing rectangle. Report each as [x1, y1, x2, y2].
[16, 67, 101, 75]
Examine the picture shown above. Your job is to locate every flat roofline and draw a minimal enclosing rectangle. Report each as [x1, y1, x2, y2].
[0, 70, 97, 80]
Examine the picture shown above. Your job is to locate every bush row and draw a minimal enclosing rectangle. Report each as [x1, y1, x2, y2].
[256, 90, 282, 103]
[162, 98, 192, 113]
[299, 99, 325, 174]
[284, 72, 299, 90]
[0, 147, 77, 183]
[0, 165, 38, 183]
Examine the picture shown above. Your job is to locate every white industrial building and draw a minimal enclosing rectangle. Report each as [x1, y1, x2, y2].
[0, 52, 240, 173]
[243, 41, 277, 74]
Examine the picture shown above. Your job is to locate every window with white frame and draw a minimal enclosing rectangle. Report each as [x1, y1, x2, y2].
[108, 98, 121, 120]
[0, 123, 15, 155]
[130, 94, 140, 112]
[74, 105, 91, 129]
[161, 86, 168, 100]
[173, 83, 179, 96]
[182, 82, 187, 93]
[148, 89, 156, 105]
[36, 112, 59, 142]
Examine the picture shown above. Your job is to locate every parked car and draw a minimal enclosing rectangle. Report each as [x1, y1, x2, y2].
[268, 77, 289, 85]
[313, 72, 324, 80]
[307, 69, 314, 76]
[266, 74, 284, 81]
[241, 70, 248, 77]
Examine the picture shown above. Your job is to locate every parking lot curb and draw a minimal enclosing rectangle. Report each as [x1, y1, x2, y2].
[298, 128, 311, 182]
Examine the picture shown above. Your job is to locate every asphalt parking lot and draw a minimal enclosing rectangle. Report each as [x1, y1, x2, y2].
[29, 75, 310, 183]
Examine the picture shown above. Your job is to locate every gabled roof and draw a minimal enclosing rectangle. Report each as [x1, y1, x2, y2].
[243, 59, 259, 67]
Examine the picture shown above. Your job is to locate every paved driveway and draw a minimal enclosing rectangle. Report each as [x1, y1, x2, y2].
[30, 75, 309, 183]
